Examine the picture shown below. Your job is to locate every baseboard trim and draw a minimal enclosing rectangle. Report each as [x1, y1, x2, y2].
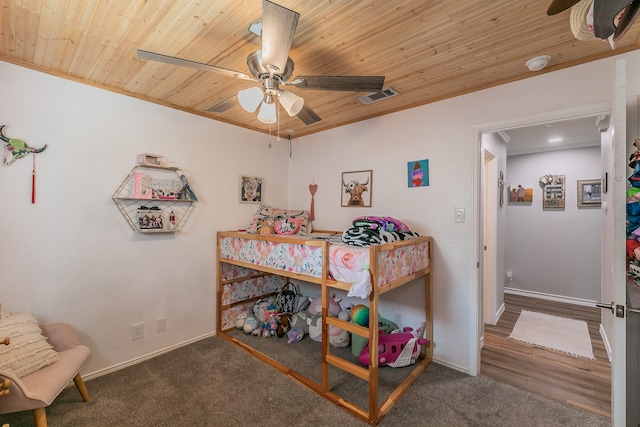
[496, 302, 506, 322]
[599, 323, 613, 362]
[504, 287, 598, 308]
[82, 331, 217, 381]
[432, 357, 469, 375]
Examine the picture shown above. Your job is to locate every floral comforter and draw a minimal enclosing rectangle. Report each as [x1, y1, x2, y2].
[218, 233, 429, 299]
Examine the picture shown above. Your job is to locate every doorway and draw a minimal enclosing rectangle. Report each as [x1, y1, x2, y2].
[476, 109, 610, 414]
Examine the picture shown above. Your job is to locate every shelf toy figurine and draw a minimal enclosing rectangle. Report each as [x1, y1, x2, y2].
[358, 323, 427, 368]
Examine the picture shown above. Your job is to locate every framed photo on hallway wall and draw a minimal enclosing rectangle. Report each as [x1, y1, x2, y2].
[540, 174, 565, 209]
[577, 179, 602, 207]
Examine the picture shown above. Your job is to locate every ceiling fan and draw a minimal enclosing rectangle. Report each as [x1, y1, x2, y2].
[137, 0, 385, 126]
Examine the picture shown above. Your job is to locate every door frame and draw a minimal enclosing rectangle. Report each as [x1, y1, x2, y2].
[482, 147, 498, 327]
[471, 102, 611, 376]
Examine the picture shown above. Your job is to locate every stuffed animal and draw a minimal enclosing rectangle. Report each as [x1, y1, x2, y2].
[338, 306, 351, 321]
[263, 312, 279, 337]
[235, 313, 248, 330]
[253, 297, 276, 323]
[307, 295, 348, 347]
[307, 313, 322, 342]
[329, 327, 350, 348]
[289, 311, 309, 334]
[235, 314, 260, 335]
[287, 326, 304, 343]
[307, 294, 343, 317]
[259, 305, 279, 337]
[277, 313, 292, 338]
[251, 324, 263, 337]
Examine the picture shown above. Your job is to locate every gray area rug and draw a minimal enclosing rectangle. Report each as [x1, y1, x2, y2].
[0, 335, 610, 426]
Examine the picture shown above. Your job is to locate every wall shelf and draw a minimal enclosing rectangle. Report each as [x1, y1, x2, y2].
[112, 165, 197, 233]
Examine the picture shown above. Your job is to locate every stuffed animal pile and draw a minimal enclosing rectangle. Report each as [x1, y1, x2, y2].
[234, 297, 281, 338]
[233, 293, 351, 348]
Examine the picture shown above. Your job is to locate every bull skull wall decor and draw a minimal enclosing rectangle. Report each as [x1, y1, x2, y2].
[1, 125, 47, 166]
[1, 125, 48, 203]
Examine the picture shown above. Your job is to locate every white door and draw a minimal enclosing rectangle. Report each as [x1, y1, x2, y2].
[599, 58, 627, 426]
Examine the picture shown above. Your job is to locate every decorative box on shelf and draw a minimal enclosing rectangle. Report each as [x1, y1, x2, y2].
[112, 164, 197, 234]
[137, 153, 163, 167]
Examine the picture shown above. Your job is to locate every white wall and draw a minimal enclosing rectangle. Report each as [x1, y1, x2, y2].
[504, 147, 602, 301]
[0, 61, 291, 375]
[289, 51, 640, 371]
[2, 49, 640, 377]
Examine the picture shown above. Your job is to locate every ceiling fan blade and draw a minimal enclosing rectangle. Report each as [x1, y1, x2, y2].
[290, 75, 385, 92]
[137, 49, 252, 80]
[206, 95, 237, 113]
[260, 0, 299, 74]
[296, 104, 321, 125]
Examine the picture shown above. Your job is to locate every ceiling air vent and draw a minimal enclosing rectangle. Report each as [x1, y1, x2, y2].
[357, 87, 400, 105]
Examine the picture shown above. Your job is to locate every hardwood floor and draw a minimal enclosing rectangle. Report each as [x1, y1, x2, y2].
[481, 293, 611, 418]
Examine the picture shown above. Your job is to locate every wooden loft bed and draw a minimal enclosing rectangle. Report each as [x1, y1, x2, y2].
[216, 231, 432, 426]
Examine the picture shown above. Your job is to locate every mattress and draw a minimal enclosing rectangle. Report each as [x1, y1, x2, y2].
[218, 232, 429, 299]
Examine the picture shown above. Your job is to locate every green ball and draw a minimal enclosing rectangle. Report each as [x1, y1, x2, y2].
[351, 304, 369, 326]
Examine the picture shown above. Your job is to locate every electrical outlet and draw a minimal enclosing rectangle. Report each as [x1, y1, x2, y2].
[157, 318, 167, 333]
[394, 312, 402, 327]
[132, 323, 144, 340]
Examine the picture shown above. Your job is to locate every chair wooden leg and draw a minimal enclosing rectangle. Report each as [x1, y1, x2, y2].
[73, 373, 91, 402]
[32, 407, 47, 427]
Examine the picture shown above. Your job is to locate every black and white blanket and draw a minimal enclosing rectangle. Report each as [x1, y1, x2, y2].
[341, 217, 419, 247]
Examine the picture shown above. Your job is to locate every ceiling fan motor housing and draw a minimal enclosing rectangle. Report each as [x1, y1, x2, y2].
[247, 50, 294, 81]
[263, 77, 279, 97]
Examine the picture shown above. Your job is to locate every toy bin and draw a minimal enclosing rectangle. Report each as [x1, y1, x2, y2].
[351, 316, 399, 357]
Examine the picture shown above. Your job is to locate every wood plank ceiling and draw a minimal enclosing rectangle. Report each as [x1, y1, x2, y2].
[1, 0, 639, 138]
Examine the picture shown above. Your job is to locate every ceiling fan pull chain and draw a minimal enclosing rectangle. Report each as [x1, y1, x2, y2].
[277, 101, 281, 141]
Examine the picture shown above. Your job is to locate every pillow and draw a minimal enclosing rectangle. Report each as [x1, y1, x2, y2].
[0, 311, 60, 378]
[274, 217, 301, 235]
[247, 204, 311, 234]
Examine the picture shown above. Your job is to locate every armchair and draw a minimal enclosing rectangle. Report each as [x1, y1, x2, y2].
[0, 322, 91, 427]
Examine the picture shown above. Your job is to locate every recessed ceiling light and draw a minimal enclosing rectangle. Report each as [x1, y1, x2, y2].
[548, 137, 563, 143]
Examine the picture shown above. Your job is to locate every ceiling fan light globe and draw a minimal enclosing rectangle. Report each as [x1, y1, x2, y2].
[279, 90, 304, 116]
[257, 101, 277, 124]
[238, 86, 264, 113]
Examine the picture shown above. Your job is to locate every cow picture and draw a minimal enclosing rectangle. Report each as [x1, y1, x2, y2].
[239, 175, 263, 203]
[341, 170, 372, 207]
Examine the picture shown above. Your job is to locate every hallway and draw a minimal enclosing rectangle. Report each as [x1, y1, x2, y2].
[481, 293, 611, 418]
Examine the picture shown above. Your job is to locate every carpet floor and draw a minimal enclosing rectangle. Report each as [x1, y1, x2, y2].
[0, 335, 611, 426]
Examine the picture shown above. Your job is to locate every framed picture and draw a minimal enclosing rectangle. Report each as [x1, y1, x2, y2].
[239, 175, 263, 203]
[508, 185, 533, 205]
[407, 159, 429, 188]
[540, 174, 565, 209]
[577, 179, 602, 207]
[137, 208, 164, 231]
[341, 170, 372, 207]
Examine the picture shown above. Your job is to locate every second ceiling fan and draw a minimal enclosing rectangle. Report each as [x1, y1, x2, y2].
[138, 0, 385, 126]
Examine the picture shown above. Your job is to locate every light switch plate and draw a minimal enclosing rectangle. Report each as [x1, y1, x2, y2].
[455, 208, 465, 223]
